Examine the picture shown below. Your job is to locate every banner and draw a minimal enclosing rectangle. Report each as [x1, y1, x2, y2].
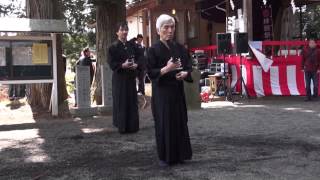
[249, 41, 273, 72]
[262, 5, 273, 40]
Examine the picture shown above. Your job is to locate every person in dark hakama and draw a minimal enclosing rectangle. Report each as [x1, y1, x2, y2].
[108, 22, 141, 133]
[147, 14, 193, 166]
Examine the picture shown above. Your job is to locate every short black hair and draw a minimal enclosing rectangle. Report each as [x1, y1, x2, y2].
[82, 47, 90, 53]
[137, 34, 143, 39]
[116, 21, 128, 32]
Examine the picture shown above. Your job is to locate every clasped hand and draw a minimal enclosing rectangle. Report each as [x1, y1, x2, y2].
[122, 59, 138, 70]
[166, 57, 181, 71]
[166, 58, 187, 80]
[176, 71, 188, 80]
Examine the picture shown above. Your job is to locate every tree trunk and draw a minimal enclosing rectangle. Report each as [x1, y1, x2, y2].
[26, 0, 68, 109]
[93, 0, 126, 105]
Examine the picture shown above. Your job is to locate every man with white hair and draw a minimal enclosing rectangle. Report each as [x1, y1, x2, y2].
[147, 14, 193, 166]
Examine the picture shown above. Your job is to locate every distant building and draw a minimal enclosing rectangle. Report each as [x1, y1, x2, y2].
[126, 0, 320, 49]
[126, 0, 225, 48]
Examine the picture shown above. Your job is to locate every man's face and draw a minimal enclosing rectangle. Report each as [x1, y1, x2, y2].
[158, 22, 175, 41]
[309, 40, 316, 49]
[137, 37, 143, 44]
[116, 26, 128, 41]
[84, 50, 90, 57]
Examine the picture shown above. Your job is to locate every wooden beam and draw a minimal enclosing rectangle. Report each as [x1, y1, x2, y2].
[126, 0, 157, 17]
[87, 0, 119, 5]
[280, 0, 319, 7]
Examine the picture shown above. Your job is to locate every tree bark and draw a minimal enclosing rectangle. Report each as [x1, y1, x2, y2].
[93, 0, 126, 104]
[26, 0, 68, 109]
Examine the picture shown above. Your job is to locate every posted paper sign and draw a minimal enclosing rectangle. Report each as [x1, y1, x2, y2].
[32, 43, 48, 64]
[0, 47, 5, 66]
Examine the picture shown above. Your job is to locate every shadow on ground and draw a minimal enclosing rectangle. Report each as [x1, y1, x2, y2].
[1, 96, 320, 179]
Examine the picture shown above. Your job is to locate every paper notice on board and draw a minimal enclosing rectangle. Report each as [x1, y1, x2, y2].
[32, 43, 48, 64]
[0, 47, 5, 66]
[13, 47, 32, 65]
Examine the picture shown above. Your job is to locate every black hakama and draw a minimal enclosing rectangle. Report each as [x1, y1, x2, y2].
[147, 40, 193, 164]
[108, 40, 141, 133]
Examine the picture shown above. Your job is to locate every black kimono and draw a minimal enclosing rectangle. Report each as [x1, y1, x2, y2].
[147, 40, 193, 164]
[108, 40, 141, 133]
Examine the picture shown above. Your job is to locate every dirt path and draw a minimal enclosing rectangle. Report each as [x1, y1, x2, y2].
[1, 96, 320, 180]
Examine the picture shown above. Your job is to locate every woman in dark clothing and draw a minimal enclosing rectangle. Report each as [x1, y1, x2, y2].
[147, 14, 193, 166]
[107, 22, 142, 133]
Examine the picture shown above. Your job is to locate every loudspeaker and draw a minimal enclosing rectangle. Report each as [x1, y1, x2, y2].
[234, 32, 249, 54]
[216, 33, 232, 55]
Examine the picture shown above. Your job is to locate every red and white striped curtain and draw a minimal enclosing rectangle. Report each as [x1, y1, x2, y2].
[227, 56, 320, 97]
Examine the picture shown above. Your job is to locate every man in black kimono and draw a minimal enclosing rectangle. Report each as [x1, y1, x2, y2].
[108, 22, 141, 133]
[147, 14, 193, 166]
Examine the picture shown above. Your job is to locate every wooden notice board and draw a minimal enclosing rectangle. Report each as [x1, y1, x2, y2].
[0, 40, 53, 80]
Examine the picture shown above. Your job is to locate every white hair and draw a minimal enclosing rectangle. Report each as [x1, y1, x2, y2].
[156, 14, 175, 32]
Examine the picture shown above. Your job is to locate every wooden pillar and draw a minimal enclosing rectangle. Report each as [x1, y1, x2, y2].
[142, 9, 149, 47]
[51, 33, 58, 116]
[226, 0, 229, 32]
[243, 0, 253, 40]
[147, 9, 152, 46]
[148, 9, 156, 46]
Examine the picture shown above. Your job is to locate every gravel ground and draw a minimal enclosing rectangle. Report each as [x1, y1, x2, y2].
[1, 96, 320, 180]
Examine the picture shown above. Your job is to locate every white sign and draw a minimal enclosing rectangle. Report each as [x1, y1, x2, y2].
[12, 47, 32, 65]
[0, 47, 5, 66]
